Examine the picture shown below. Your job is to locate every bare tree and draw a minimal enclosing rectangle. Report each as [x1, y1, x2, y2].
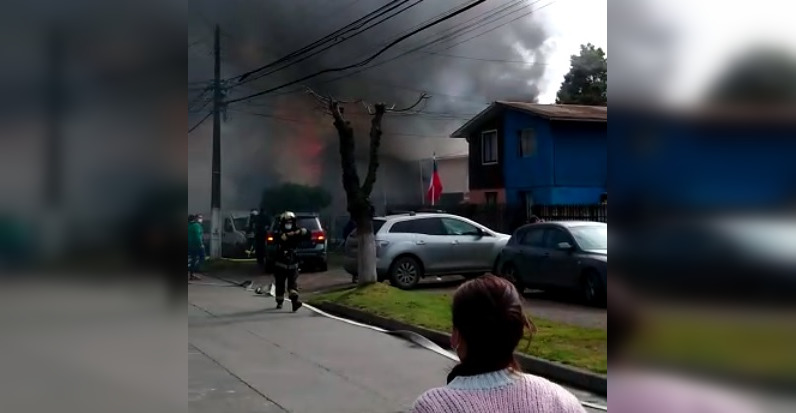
[308, 87, 429, 285]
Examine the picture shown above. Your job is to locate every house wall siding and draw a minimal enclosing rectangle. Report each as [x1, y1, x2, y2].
[469, 189, 506, 204]
[502, 111, 607, 206]
[468, 117, 505, 190]
[611, 115, 796, 207]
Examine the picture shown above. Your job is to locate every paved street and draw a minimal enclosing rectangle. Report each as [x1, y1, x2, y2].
[189, 278, 607, 413]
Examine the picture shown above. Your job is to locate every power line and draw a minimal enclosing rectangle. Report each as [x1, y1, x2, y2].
[188, 111, 212, 133]
[231, 109, 456, 138]
[231, 0, 427, 89]
[224, 0, 487, 105]
[284, 0, 547, 95]
[231, 0, 411, 84]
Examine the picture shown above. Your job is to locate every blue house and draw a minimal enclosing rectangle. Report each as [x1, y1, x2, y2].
[450, 102, 607, 208]
[610, 107, 796, 209]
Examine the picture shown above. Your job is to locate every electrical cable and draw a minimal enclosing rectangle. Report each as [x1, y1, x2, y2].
[231, 0, 427, 88]
[224, 0, 487, 105]
[188, 111, 213, 133]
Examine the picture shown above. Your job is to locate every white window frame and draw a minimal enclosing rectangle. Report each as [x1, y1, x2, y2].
[518, 128, 536, 158]
[481, 129, 498, 165]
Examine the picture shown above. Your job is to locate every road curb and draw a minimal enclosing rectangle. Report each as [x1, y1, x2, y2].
[312, 301, 607, 396]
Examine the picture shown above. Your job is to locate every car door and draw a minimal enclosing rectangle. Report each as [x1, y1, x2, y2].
[440, 217, 492, 271]
[540, 227, 580, 287]
[407, 217, 453, 273]
[514, 228, 547, 287]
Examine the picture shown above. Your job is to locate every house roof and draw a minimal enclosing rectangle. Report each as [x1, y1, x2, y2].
[450, 101, 607, 138]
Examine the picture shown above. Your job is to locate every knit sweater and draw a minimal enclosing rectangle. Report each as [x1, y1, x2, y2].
[410, 369, 586, 413]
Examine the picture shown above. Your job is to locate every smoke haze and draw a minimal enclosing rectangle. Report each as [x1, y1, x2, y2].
[188, 0, 553, 213]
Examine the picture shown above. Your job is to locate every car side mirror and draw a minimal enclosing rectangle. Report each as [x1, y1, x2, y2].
[557, 241, 574, 251]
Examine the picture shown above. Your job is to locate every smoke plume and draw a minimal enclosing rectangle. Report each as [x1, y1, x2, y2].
[188, 0, 552, 213]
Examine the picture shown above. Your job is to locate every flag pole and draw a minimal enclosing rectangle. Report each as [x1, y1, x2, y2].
[419, 160, 424, 205]
[431, 152, 436, 207]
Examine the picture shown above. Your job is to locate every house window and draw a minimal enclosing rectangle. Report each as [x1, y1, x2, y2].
[481, 130, 498, 165]
[518, 129, 536, 157]
[485, 192, 498, 205]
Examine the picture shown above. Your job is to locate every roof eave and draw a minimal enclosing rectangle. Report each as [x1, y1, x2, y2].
[449, 102, 499, 138]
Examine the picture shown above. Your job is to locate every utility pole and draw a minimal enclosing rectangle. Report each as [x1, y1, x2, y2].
[209, 24, 222, 259]
[43, 25, 64, 259]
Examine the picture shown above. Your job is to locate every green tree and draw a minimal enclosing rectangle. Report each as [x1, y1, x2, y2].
[556, 43, 607, 106]
[707, 47, 796, 104]
[260, 183, 332, 216]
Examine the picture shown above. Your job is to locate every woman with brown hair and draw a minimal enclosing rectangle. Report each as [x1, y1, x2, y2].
[411, 275, 585, 413]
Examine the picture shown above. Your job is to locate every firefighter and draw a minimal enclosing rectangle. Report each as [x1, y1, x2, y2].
[271, 211, 310, 311]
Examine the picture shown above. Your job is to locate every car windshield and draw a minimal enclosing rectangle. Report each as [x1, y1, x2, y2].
[570, 225, 607, 250]
[297, 217, 321, 230]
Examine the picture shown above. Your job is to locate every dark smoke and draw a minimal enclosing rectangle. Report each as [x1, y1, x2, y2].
[188, 0, 551, 213]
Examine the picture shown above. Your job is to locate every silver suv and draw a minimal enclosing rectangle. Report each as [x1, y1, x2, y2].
[343, 213, 510, 289]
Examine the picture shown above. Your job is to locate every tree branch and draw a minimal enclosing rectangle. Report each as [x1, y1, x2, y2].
[360, 103, 386, 196]
[386, 92, 430, 112]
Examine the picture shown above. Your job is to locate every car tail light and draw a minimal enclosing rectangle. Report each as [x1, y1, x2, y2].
[312, 230, 326, 242]
[266, 232, 274, 243]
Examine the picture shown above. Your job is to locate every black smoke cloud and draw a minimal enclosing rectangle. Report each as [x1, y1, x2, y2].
[188, 0, 551, 213]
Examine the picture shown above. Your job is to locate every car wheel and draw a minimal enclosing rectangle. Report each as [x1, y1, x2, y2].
[581, 270, 605, 306]
[501, 263, 525, 294]
[389, 256, 422, 290]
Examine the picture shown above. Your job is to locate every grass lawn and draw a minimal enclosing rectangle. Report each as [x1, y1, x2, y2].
[309, 283, 608, 374]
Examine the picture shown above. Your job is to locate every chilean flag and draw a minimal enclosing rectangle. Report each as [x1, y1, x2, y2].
[426, 153, 443, 205]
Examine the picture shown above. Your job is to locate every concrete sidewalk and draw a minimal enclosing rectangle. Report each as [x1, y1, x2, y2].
[188, 281, 606, 413]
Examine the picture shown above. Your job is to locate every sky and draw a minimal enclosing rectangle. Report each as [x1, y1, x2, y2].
[609, 0, 796, 105]
[535, 0, 607, 103]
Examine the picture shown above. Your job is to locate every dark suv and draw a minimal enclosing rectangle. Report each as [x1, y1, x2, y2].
[265, 213, 328, 273]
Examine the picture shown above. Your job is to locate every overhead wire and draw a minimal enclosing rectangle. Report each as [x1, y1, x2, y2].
[231, 0, 427, 88]
[231, 109, 457, 138]
[230, 0, 412, 84]
[309, 0, 546, 89]
[261, 0, 548, 99]
[188, 112, 213, 133]
[224, 0, 487, 105]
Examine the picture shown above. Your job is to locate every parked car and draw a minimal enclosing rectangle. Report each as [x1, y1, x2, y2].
[200, 211, 252, 258]
[265, 212, 328, 273]
[343, 212, 510, 289]
[618, 217, 796, 302]
[496, 221, 607, 306]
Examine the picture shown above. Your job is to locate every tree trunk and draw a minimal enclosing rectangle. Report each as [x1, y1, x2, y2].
[355, 216, 377, 284]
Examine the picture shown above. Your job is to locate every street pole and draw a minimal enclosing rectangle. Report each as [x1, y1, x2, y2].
[209, 24, 222, 259]
[43, 26, 64, 259]
[418, 160, 424, 206]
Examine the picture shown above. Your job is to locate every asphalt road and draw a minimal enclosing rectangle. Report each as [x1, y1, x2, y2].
[188, 279, 607, 413]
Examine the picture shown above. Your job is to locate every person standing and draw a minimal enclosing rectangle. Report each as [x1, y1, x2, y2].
[188, 214, 205, 281]
[410, 275, 585, 413]
[271, 211, 311, 311]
